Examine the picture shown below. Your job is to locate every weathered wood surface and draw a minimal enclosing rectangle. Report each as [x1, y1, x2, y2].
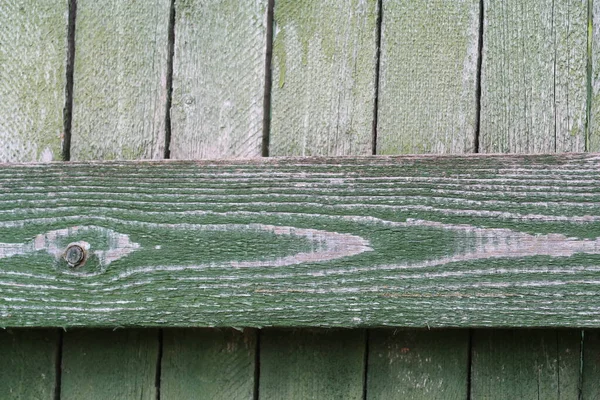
[170, 0, 268, 159]
[366, 329, 469, 399]
[60, 329, 159, 399]
[480, 0, 587, 153]
[582, 330, 600, 398]
[259, 329, 365, 399]
[376, 0, 480, 155]
[590, 1, 600, 152]
[70, 0, 171, 160]
[471, 330, 581, 399]
[269, 0, 379, 156]
[0, 0, 67, 162]
[1, 154, 600, 327]
[161, 328, 257, 399]
[0, 329, 59, 399]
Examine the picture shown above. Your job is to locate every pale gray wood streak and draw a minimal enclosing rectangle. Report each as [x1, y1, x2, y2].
[590, 0, 600, 152]
[0, 0, 67, 162]
[70, 0, 171, 160]
[481, 0, 587, 153]
[170, 0, 268, 159]
[269, 0, 378, 156]
[376, 0, 480, 155]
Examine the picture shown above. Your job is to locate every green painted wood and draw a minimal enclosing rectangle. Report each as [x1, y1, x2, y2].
[471, 329, 581, 399]
[376, 0, 480, 155]
[60, 329, 159, 399]
[481, 0, 587, 153]
[70, 0, 171, 160]
[1, 155, 600, 327]
[170, 0, 268, 159]
[366, 329, 469, 399]
[582, 330, 600, 398]
[0, 329, 59, 399]
[259, 329, 365, 399]
[269, 0, 378, 156]
[0, 0, 67, 162]
[160, 328, 256, 399]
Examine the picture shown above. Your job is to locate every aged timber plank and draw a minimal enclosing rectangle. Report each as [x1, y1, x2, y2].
[70, 0, 171, 160]
[366, 329, 469, 399]
[170, 0, 268, 159]
[0, 0, 67, 162]
[269, 0, 378, 156]
[581, 330, 600, 398]
[0, 329, 60, 398]
[2, 154, 600, 327]
[470, 330, 581, 399]
[160, 329, 256, 399]
[376, 0, 479, 155]
[590, 0, 600, 152]
[481, 0, 587, 153]
[60, 329, 159, 399]
[259, 329, 365, 399]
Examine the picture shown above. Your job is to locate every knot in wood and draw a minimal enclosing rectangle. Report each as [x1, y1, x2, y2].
[64, 243, 87, 267]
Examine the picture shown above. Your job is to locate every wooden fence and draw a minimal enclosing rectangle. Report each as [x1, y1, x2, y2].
[1, 0, 600, 398]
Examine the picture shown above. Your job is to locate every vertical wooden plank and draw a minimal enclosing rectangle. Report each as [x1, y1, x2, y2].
[161, 329, 256, 400]
[366, 329, 469, 400]
[589, 0, 600, 152]
[480, 0, 587, 153]
[259, 329, 366, 400]
[70, 0, 171, 160]
[582, 330, 600, 398]
[60, 329, 158, 399]
[269, 0, 379, 156]
[0, 0, 67, 162]
[170, 0, 268, 159]
[471, 330, 581, 399]
[376, 0, 480, 155]
[0, 329, 59, 399]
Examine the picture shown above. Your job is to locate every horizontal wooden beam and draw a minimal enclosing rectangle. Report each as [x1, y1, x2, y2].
[1, 154, 599, 328]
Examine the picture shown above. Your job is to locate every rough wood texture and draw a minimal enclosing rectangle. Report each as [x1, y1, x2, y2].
[170, 0, 268, 159]
[376, 0, 480, 155]
[259, 329, 365, 399]
[269, 0, 378, 156]
[471, 330, 581, 399]
[582, 330, 600, 398]
[481, 0, 587, 153]
[2, 154, 600, 327]
[366, 329, 469, 399]
[161, 328, 256, 399]
[0, 0, 67, 162]
[60, 329, 159, 399]
[70, 0, 171, 160]
[0, 329, 59, 398]
[590, 1, 600, 152]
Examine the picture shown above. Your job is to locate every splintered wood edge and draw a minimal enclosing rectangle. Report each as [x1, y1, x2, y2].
[0, 153, 599, 328]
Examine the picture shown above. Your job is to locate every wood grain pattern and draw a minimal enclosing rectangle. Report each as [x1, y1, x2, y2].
[269, 0, 378, 156]
[70, 0, 171, 160]
[161, 328, 256, 399]
[0, 329, 59, 398]
[590, 0, 600, 152]
[60, 329, 159, 399]
[376, 0, 480, 155]
[259, 329, 365, 399]
[1, 154, 600, 327]
[0, 0, 67, 162]
[170, 0, 268, 159]
[470, 330, 581, 399]
[481, 0, 587, 153]
[581, 330, 600, 398]
[366, 329, 468, 399]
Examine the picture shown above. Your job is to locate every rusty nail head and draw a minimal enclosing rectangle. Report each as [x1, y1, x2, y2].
[64, 244, 85, 267]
